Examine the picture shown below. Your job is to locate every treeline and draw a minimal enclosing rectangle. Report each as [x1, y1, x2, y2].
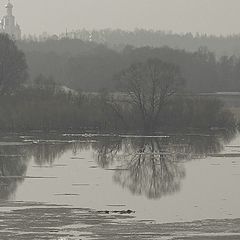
[0, 34, 237, 133]
[0, 87, 235, 132]
[23, 29, 240, 56]
[0, 88, 105, 132]
[17, 38, 240, 93]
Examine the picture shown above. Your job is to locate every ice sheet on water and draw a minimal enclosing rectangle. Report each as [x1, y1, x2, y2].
[0, 142, 31, 146]
[120, 134, 170, 138]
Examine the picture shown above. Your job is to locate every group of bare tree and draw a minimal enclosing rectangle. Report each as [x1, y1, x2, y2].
[115, 59, 184, 132]
[93, 132, 234, 199]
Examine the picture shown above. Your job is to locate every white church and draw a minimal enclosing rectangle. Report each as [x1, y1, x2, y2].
[0, 1, 21, 40]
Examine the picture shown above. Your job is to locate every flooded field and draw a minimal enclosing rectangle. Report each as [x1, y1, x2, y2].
[0, 131, 240, 239]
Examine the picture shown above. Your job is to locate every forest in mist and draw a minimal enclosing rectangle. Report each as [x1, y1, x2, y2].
[18, 35, 240, 93]
[0, 33, 236, 132]
[25, 30, 240, 57]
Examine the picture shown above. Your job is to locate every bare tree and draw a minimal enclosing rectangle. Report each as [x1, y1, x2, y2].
[117, 59, 184, 132]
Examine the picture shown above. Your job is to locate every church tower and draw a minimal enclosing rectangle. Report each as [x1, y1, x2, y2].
[0, 1, 21, 40]
[6, 0, 13, 16]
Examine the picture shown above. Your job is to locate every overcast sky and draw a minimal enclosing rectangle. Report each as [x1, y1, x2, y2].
[1, 0, 240, 36]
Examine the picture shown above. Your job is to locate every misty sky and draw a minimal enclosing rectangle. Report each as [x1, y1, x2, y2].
[1, 0, 240, 36]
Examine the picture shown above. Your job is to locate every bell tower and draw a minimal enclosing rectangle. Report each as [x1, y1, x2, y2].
[0, 0, 21, 39]
[6, 0, 13, 16]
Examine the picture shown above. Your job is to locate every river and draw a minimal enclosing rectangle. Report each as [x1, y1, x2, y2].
[0, 131, 240, 239]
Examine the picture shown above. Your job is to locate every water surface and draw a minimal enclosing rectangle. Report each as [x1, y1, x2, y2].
[0, 131, 240, 225]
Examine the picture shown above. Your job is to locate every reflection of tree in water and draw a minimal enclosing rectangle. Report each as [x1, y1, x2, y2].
[0, 145, 31, 200]
[0, 142, 74, 200]
[30, 143, 73, 165]
[94, 138, 186, 199]
[94, 130, 236, 199]
[0, 130, 236, 200]
[94, 138, 122, 168]
[0, 139, 98, 200]
[29, 137, 95, 166]
[114, 138, 186, 199]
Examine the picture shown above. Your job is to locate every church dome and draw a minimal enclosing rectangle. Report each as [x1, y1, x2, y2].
[5, 1, 13, 9]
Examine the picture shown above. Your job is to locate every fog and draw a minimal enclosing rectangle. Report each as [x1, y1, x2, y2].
[1, 0, 240, 35]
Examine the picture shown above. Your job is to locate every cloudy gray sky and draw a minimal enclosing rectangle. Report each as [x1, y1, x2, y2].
[1, 0, 240, 36]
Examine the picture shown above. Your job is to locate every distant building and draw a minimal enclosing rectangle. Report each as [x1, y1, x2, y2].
[0, 1, 21, 40]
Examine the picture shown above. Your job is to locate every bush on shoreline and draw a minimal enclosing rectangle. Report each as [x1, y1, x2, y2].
[159, 96, 236, 130]
[0, 88, 236, 133]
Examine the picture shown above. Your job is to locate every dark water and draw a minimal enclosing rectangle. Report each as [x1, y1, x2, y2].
[0, 131, 240, 224]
